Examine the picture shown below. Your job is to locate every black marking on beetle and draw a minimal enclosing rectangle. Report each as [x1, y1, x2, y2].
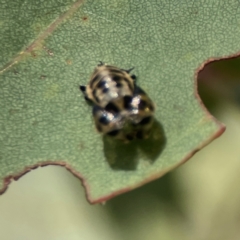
[139, 116, 152, 125]
[92, 105, 101, 115]
[138, 100, 147, 110]
[136, 130, 144, 139]
[102, 88, 109, 93]
[92, 89, 100, 103]
[134, 86, 145, 95]
[90, 75, 100, 88]
[106, 68, 124, 75]
[105, 102, 119, 113]
[97, 80, 106, 89]
[123, 95, 132, 109]
[126, 134, 134, 141]
[92, 88, 96, 97]
[112, 75, 121, 82]
[84, 96, 91, 102]
[99, 115, 110, 125]
[131, 74, 136, 80]
[80, 85, 86, 92]
[121, 78, 133, 91]
[116, 82, 122, 88]
[107, 129, 119, 136]
[149, 104, 154, 112]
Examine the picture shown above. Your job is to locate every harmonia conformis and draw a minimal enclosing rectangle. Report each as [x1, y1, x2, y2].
[80, 62, 155, 142]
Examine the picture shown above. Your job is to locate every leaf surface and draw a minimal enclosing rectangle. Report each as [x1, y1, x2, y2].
[0, 0, 231, 203]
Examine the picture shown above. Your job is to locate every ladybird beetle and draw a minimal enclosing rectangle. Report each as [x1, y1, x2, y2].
[80, 62, 155, 142]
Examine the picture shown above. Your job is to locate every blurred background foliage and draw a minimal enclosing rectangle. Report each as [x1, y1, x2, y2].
[1, 57, 240, 240]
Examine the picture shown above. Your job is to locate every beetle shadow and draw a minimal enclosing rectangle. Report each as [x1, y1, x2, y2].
[103, 119, 166, 171]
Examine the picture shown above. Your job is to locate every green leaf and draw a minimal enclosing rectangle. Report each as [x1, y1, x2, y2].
[0, 0, 230, 203]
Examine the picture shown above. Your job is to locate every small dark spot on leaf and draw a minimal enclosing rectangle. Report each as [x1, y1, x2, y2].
[66, 59, 72, 65]
[32, 121, 38, 126]
[43, 46, 54, 56]
[78, 142, 85, 150]
[173, 104, 183, 112]
[31, 51, 37, 58]
[40, 75, 47, 79]
[13, 69, 19, 75]
[35, 26, 41, 33]
[9, 109, 19, 115]
[47, 50, 54, 56]
[82, 16, 88, 21]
